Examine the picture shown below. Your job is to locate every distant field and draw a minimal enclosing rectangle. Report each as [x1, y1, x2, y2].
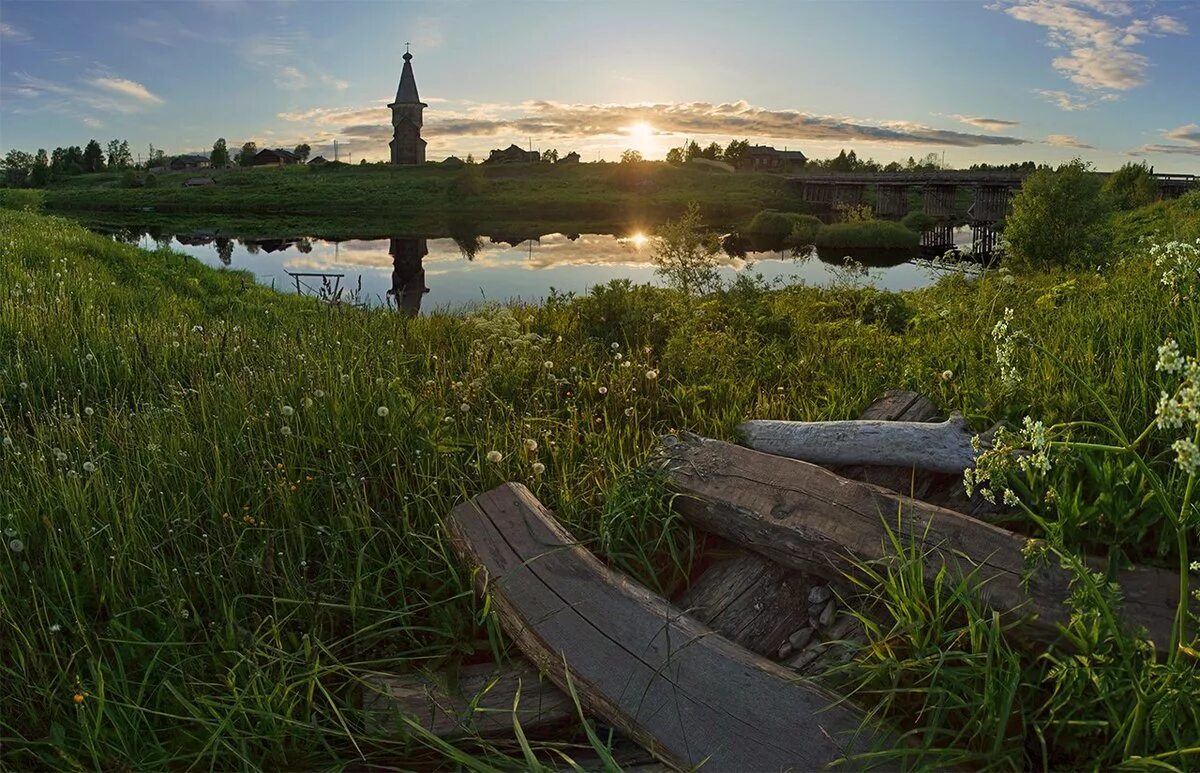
[29, 162, 810, 230]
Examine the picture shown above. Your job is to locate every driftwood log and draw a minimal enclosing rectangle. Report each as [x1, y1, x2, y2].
[445, 482, 885, 770]
[738, 412, 978, 474]
[659, 435, 1185, 652]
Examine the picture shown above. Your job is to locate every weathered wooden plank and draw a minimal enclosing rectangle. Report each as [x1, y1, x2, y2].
[659, 437, 1184, 651]
[448, 483, 884, 771]
[678, 390, 941, 658]
[362, 660, 574, 738]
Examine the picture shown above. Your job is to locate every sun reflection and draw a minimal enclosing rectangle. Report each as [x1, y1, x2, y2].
[623, 231, 650, 249]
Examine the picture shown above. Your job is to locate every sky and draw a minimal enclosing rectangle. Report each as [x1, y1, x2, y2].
[1, 0, 1198, 171]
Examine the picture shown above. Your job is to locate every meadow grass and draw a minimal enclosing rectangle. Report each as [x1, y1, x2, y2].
[1, 199, 1198, 769]
[15, 162, 808, 231]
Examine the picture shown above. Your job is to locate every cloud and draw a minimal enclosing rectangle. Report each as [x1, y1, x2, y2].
[0, 22, 31, 42]
[1128, 124, 1200, 157]
[1164, 123, 1200, 145]
[996, 0, 1187, 108]
[276, 66, 308, 90]
[952, 115, 1021, 130]
[82, 116, 105, 129]
[1044, 133, 1095, 149]
[89, 77, 164, 105]
[284, 99, 1030, 154]
[320, 73, 349, 91]
[6, 71, 165, 114]
[1033, 88, 1118, 111]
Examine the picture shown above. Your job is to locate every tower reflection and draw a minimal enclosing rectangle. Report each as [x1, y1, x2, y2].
[387, 238, 430, 316]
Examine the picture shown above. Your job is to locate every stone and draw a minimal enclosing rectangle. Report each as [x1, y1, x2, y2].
[818, 598, 837, 628]
[808, 585, 832, 605]
[787, 627, 814, 650]
[776, 642, 793, 660]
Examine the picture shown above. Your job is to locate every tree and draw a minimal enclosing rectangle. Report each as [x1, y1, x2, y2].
[541, 148, 559, 163]
[210, 138, 230, 168]
[683, 140, 702, 162]
[701, 142, 722, 160]
[82, 139, 106, 173]
[1005, 159, 1111, 269]
[722, 139, 750, 167]
[620, 149, 644, 164]
[293, 143, 311, 162]
[237, 142, 258, 167]
[146, 144, 166, 168]
[652, 202, 722, 295]
[665, 146, 684, 165]
[106, 139, 132, 170]
[2, 149, 34, 186]
[1102, 161, 1158, 210]
[30, 149, 50, 187]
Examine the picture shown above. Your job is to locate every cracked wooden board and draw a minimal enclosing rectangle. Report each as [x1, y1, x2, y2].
[446, 482, 883, 770]
[659, 436, 1184, 651]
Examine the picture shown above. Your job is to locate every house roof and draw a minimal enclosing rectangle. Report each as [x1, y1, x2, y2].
[256, 148, 297, 160]
[745, 145, 806, 160]
[173, 154, 208, 163]
[394, 51, 421, 104]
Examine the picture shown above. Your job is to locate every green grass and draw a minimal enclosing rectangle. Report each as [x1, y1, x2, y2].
[814, 220, 921, 249]
[2, 199, 1198, 769]
[19, 162, 809, 232]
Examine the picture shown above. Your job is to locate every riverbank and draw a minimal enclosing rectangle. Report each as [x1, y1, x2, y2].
[2, 206, 1198, 769]
[4, 162, 809, 232]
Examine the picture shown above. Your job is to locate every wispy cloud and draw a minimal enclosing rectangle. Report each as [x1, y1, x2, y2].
[90, 77, 164, 105]
[0, 22, 31, 42]
[995, 0, 1188, 109]
[83, 116, 105, 129]
[6, 71, 165, 114]
[952, 115, 1021, 130]
[1044, 133, 1095, 149]
[1129, 124, 1200, 157]
[1033, 88, 1118, 111]
[320, 73, 349, 91]
[276, 66, 308, 90]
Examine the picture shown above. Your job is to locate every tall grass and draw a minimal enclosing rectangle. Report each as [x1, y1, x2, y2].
[1, 201, 1198, 768]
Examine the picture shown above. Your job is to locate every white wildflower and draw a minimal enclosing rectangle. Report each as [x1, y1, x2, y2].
[1172, 438, 1200, 475]
[376, 406, 389, 417]
[486, 450, 503, 464]
[645, 369, 659, 380]
[1156, 338, 1185, 374]
[532, 462, 546, 475]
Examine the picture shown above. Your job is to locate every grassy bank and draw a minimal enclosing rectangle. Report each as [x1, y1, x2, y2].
[8, 162, 808, 231]
[2, 204, 1198, 769]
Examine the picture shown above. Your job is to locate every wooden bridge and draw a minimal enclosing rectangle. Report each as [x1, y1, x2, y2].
[789, 170, 1198, 254]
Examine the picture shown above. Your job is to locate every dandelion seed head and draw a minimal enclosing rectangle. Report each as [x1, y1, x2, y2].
[486, 450, 503, 464]
[532, 462, 546, 475]
[376, 406, 390, 417]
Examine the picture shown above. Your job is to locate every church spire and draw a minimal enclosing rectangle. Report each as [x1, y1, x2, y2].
[395, 45, 421, 104]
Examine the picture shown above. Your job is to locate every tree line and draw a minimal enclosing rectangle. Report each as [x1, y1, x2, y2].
[2, 137, 316, 187]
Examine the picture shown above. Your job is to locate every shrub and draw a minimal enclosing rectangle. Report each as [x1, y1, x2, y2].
[652, 201, 723, 294]
[814, 220, 920, 249]
[746, 210, 796, 236]
[446, 164, 484, 199]
[789, 214, 823, 246]
[900, 210, 936, 232]
[1005, 160, 1111, 269]
[1102, 161, 1159, 210]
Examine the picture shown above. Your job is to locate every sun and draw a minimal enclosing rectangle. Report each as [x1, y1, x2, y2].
[623, 122, 657, 157]
[624, 231, 651, 249]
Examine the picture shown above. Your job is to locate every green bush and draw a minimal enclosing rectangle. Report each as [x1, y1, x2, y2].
[746, 209, 798, 236]
[788, 214, 823, 246]
[1102, 161, 1159, 210]
[814, 220, 920, 249]
[900, 210, 935, 232]
[1005, 160, 1111, 269]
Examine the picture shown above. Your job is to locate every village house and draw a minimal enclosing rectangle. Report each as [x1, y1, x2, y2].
[308, 156, 328, 166]
[738, 145, 807, 173]
[169, 154, 210, 171]
[484, 144, 541, 164]
[252, 148, 299, 167]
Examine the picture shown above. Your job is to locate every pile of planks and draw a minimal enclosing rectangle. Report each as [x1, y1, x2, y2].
[364, 391, 1187, 770]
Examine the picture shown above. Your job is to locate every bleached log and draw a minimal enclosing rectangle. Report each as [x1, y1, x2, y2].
[736, 413, 980, 475]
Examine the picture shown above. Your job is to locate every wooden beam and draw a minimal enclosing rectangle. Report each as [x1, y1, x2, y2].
[447, 483, 884, 770]
[680, 390, 941, 658]
[362, 660, 575, 738]
[658, 437, 1184, 651]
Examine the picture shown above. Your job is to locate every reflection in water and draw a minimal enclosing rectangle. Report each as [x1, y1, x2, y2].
[388, 238, 430, 316]
[99, 223, 960, 312]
